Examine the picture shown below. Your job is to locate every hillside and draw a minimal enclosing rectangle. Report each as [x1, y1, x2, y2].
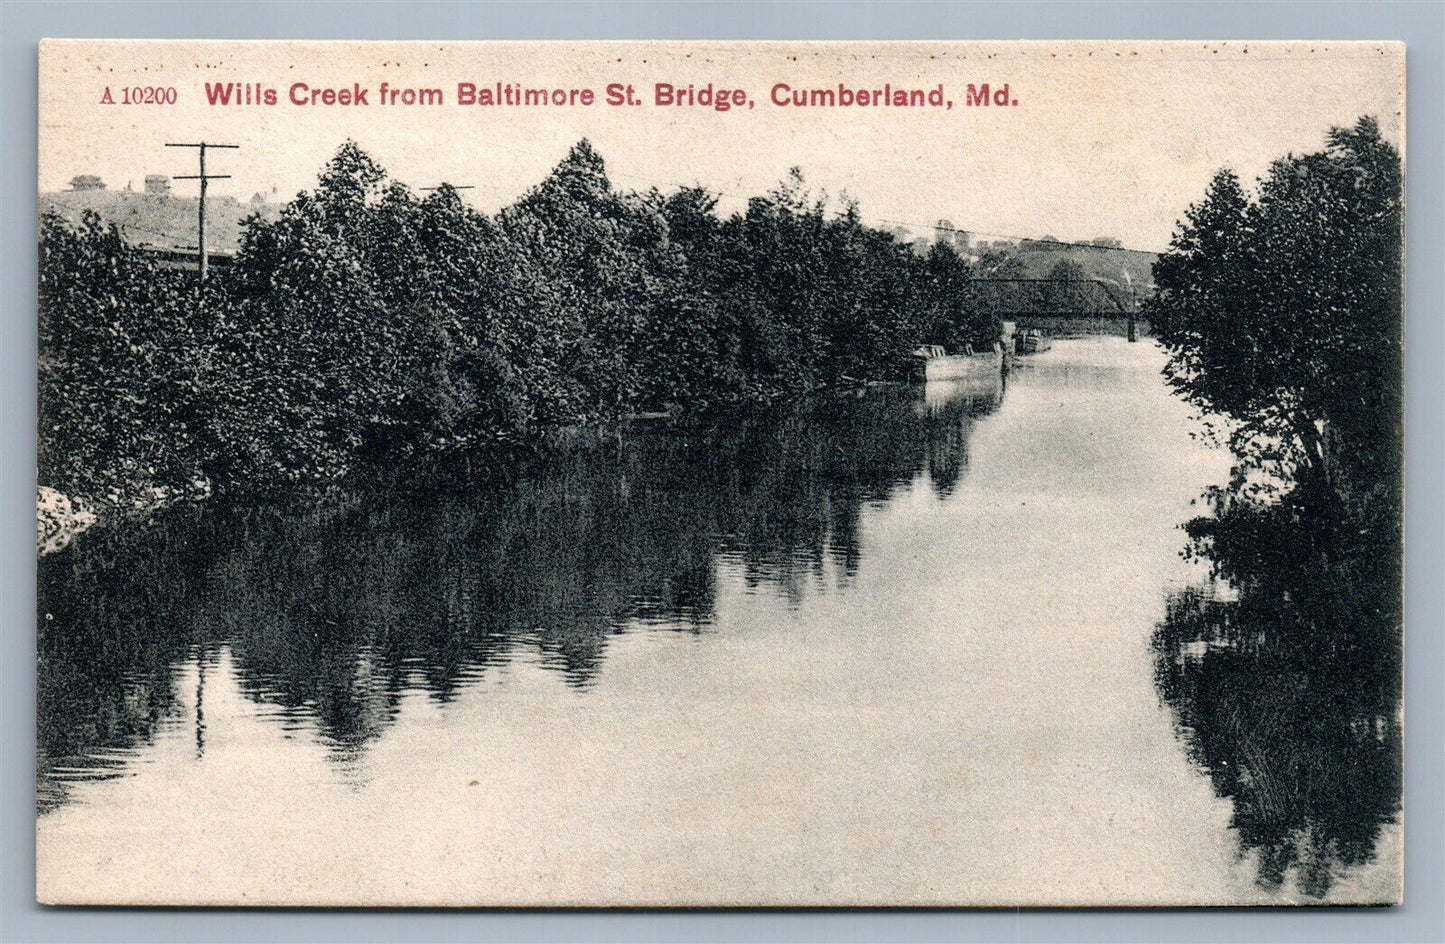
[1012, 242, 1158, 293]
[38, 189, 280, 254]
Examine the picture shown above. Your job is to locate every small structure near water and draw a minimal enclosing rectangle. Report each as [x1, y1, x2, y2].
[1014, 328, 1053, 355]
[909, 343, 1007, 382]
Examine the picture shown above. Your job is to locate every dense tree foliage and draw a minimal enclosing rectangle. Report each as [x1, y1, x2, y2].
[39, 140, 1003, 514]
[1147, 119, 1403, 897]
[1148, 117, 1402, 512]
[38, 213, 207, 505]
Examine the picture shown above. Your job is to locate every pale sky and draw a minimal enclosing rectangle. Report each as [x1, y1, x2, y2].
[39, 40, 1404, 253]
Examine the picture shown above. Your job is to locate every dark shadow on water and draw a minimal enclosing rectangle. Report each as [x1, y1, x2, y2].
[1152, 490, 1402, 899]
[38, 377, 1002, 811]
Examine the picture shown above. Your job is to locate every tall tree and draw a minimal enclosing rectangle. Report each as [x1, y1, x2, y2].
[1148, 117, 1402, 509]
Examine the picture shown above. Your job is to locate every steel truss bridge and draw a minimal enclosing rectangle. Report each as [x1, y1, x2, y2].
[969, 278, 1143, 340]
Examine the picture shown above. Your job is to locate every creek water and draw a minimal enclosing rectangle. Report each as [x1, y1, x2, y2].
[36, 336, 1401, 905]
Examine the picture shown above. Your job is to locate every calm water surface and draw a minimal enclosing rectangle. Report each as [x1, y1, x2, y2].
[36, 337, 1401, 905]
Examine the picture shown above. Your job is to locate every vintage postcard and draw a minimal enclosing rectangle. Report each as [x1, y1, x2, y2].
[36, 40, 1404, 907]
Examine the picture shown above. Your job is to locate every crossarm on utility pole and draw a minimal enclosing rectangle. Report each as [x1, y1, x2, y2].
[166, 142, 239, 282]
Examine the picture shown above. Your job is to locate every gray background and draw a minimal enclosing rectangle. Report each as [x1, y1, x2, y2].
[2, 2, 1440, 941]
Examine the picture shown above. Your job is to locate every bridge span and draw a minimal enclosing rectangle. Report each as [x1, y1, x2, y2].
[971, 277, 1144, 341]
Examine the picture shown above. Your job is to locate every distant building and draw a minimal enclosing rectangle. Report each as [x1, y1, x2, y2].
[249, 192, 268, 206]
[933, 220, 971, 256]
[69, 175, 105, 191]
[144, 174, 171, 196]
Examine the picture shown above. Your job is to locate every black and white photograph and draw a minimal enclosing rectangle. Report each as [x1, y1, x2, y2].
[34, 39, 1404, 907]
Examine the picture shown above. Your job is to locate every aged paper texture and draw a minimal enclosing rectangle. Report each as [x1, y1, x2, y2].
[37, 40, 1404, 907]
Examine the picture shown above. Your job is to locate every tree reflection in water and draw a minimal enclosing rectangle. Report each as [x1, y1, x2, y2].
[38, 377, 1001, 811]
[1153, 490, 1401, 898]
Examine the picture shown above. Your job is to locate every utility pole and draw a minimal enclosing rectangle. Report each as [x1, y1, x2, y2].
[166, 142, 239, 281]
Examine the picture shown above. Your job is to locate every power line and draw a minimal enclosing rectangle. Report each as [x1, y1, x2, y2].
[166, 142, 239, 281]
[38, 195, 194, 248]
[603, 169, 1167, 255]
[364, 123, 1168, 255]
[42, 167, 1168, 262]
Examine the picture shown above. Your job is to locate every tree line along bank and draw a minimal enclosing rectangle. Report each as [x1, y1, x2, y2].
[39, 139, 1010, 525]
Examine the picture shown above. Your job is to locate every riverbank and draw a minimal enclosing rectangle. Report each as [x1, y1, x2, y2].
[38, 344, 1008, 557]
[40, 142, 1002, 532]
[36, 477, 212, 556]
[36, 486, 95, 555]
